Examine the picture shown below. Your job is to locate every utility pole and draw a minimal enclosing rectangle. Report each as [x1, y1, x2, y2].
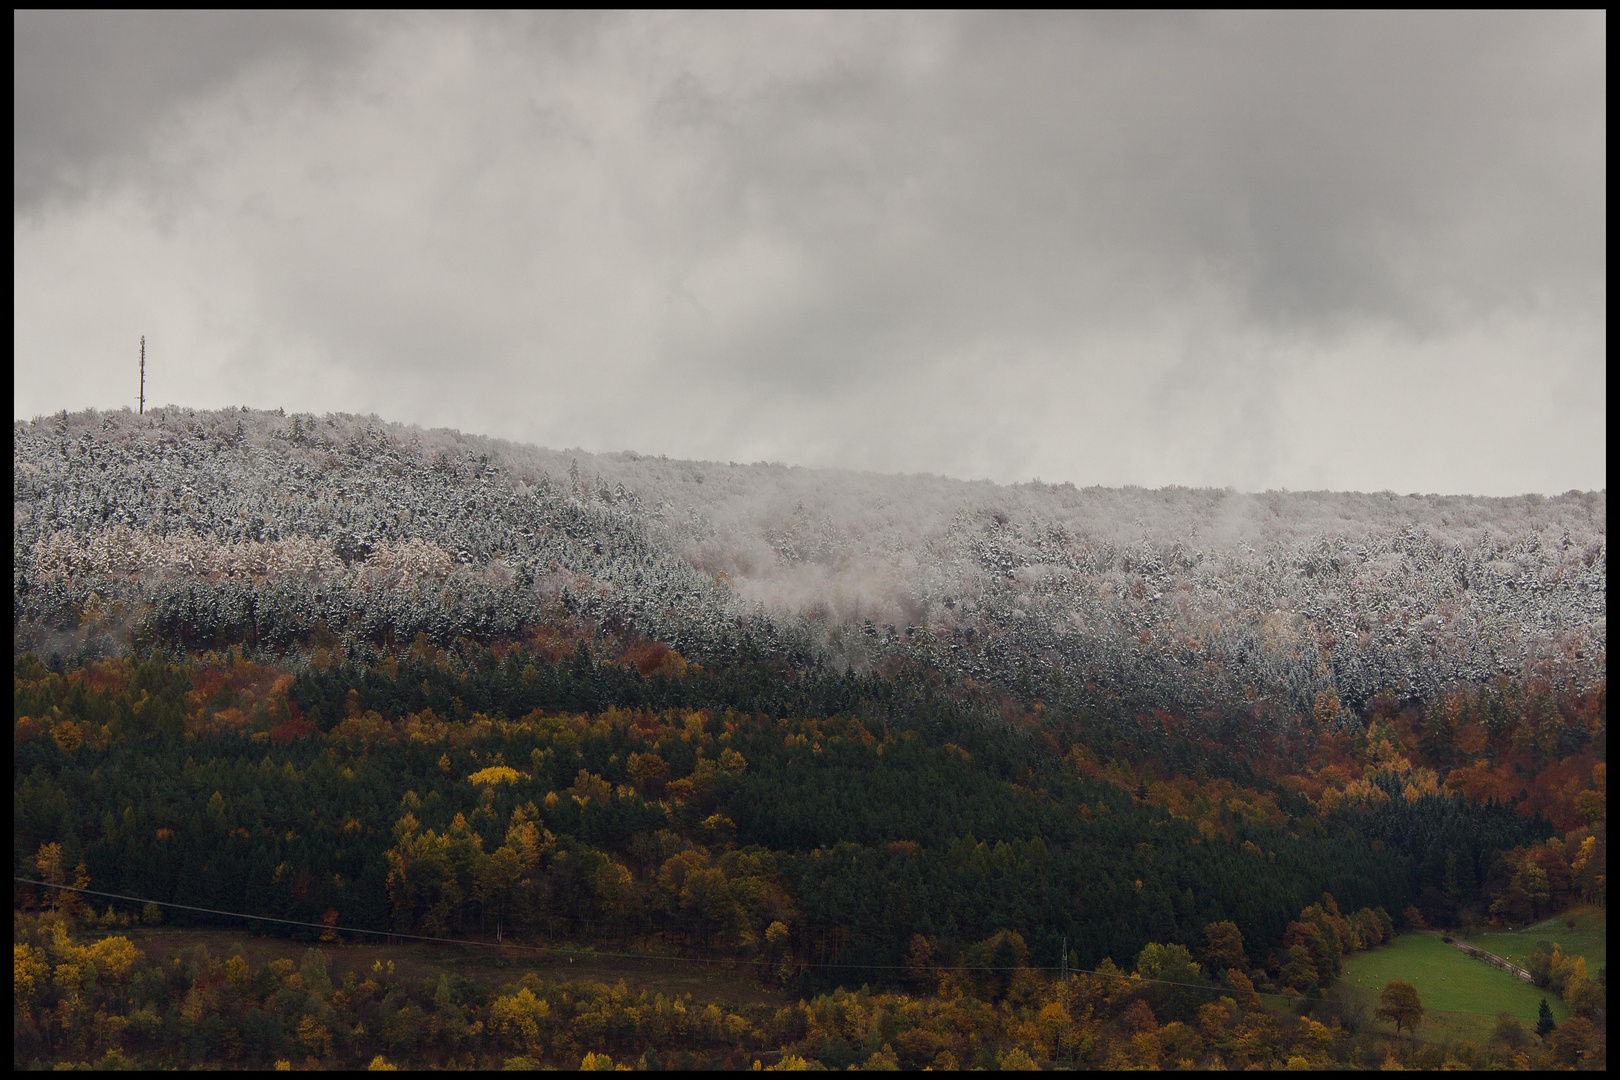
[139, 335, 146, 415]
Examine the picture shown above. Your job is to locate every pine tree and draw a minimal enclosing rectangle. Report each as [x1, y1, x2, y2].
[1535, 997, 1557, 1038]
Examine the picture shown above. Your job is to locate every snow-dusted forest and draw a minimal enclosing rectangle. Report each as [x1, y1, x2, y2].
[14, 407, 1605, 717]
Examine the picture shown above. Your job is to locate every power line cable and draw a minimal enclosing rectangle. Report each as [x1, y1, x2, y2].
[15, 878, 1245, 986]
[16, 878, 1540, 1017]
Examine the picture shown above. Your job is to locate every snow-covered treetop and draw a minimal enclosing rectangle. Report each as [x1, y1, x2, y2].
[14, 407, 1605, 710]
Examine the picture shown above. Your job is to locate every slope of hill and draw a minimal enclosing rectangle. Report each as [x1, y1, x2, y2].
[14, 406, 1605, 717]
[13, 406, 1605, 1071]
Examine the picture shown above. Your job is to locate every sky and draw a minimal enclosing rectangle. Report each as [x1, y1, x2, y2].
[14, 11, 1606, 496]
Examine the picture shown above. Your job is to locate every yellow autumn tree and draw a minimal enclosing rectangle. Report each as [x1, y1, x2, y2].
[488, 986, 550, 1053]
[467, 765, 527, 786]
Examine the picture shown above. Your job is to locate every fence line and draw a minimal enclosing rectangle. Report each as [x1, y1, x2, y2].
[1448, 939, 1534, 983]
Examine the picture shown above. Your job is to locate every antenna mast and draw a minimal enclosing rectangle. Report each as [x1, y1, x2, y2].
[139, 336, 146, 415]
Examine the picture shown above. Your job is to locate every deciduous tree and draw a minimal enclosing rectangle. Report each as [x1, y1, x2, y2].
[1374, 980, 1424, 1036]
[1199, 920, 1245, 973]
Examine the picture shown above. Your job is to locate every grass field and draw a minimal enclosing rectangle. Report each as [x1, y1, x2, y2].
[1337, 932, 1568, 1045]
[1464, 906, 1606, 976]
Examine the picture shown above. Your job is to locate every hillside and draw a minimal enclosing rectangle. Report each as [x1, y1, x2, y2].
[14, 407, 1606, 720]
[14, 406, 1607, 1071]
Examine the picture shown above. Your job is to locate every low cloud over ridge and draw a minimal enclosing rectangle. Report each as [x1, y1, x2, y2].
[14, 12, 1606, 495]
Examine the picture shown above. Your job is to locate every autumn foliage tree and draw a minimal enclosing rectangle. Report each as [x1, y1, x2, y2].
[1198, 920, 1246, 974]
[1375, 980, 1424, 1036]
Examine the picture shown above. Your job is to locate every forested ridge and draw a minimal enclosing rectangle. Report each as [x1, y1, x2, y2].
[14, 407, 1605, 715]
[12, 406, 1606, 1068]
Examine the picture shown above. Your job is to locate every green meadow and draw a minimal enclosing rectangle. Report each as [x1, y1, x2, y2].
[1336, 932, 1569, 1045]
[1464, 905, 1606, 976]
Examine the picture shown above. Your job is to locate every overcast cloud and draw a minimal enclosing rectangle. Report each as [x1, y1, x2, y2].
[14, 11, 1605, 495]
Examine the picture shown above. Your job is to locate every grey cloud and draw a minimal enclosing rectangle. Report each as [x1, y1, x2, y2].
[13, 12, 1605, 495]
[616, 10, 1602, 384]
[14, 10, 365, 212]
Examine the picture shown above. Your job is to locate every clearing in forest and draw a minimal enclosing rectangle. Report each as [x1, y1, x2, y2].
[1463, 906, 1606, 976]
[1336, 932, 1569, 1045]
[118, 926, 787, 1008]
